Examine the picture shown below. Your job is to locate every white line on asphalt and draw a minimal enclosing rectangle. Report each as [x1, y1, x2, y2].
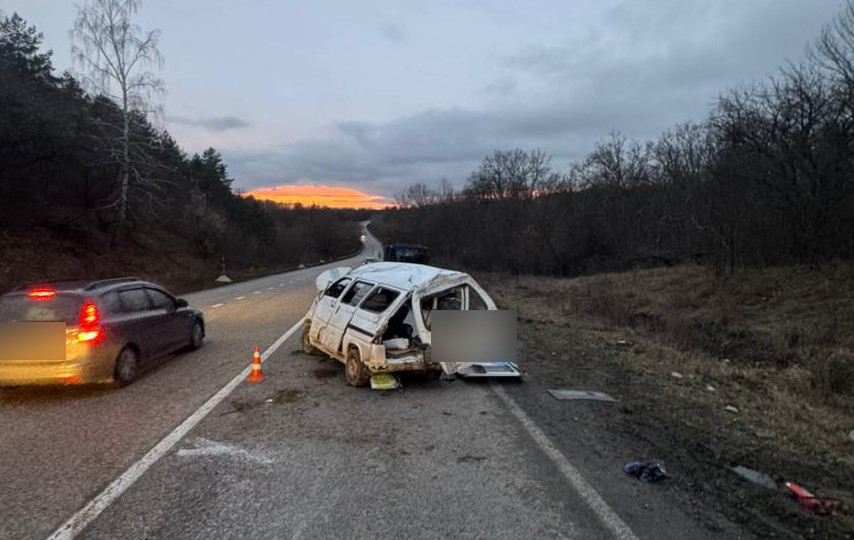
[47, 319, 305, 540]
[491, 384, 639, 540]
[236, 296, 246, 301]
[252, 291, 261, 295]
[267, 287, 274, 290]
[210, 303, 224, 308]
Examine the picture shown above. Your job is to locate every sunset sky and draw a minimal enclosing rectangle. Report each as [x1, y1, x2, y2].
[246, 185, 392, 209]
[5, 0, 843, 209]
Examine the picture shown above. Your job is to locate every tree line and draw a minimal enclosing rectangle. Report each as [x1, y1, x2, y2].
[0, 7, 363, 282]
[376, 3, 854, 275]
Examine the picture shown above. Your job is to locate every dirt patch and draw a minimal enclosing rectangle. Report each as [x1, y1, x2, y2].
[476, 267, 854, 539]
[312, 368, 339, 379]
[273, 388, 302, 404]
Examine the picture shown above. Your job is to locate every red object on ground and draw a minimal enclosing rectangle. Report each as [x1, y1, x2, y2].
[247, 345, 264, 383]
[785, 482, 843, 516]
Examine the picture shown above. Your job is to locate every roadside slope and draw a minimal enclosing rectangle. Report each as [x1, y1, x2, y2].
[477, 264, 854, 539]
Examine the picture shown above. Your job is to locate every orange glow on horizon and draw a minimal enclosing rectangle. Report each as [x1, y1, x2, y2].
[245, 185, 392, 209]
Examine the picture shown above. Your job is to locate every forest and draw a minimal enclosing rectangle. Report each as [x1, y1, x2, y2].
[0, 12, 365, 292]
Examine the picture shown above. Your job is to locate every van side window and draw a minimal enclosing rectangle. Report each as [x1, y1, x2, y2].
[468, 286, 488, 310]
[342, 282, 373, 306]
[360, 288, 400, 313]
[325, 278, 351, 298]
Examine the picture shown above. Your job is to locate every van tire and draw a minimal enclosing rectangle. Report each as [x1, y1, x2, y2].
[302, 324, 320, 355]
[345, 347, 370, 387]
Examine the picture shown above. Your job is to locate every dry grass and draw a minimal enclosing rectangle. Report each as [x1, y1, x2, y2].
[480, 263, 854, 465]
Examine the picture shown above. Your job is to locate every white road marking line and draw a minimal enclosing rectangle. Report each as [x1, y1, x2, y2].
[210, 303, 225, 308]
[252, 291, 261, 295]
[491, 384, 639, 540]
[236, 296, 246, 301]
[267, 287, 274, 290]
[47, 319, 305, 540]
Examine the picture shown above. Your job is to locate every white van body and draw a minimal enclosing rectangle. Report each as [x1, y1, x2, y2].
[302, 262, 497, 382]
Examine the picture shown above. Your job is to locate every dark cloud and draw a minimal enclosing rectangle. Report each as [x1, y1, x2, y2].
[378, 21, 405, 45]
[170, 115, 251, 132]
[225, 0, 841, 196]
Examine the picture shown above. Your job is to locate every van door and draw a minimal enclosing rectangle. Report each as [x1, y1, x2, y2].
[310, 278, 351, 342]
[318, 281, 374, 354]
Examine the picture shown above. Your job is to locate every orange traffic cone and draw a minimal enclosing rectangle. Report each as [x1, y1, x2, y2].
[247, 345, 264, 383]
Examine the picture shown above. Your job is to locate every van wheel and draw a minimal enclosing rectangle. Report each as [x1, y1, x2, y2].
[114, 347, 139, 386]
[345, 348, 370, 387]
[302, 324, 320, 355]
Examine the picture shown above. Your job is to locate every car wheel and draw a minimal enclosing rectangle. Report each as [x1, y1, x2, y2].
[114, 346, 139, 386]
[190, 320, 204, 350]
[345, 347, 370, 388]
[302, 324, 320, 355]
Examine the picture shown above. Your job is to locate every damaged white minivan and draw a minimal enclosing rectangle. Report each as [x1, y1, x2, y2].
[302, 262, 497, 387]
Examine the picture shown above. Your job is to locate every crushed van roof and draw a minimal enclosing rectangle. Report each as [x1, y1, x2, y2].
[346, 262, 467, 291]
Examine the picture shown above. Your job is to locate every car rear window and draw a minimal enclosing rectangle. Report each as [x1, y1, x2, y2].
[0, 293, 81, 323]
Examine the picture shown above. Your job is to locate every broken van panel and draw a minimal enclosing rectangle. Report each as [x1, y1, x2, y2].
[302, 262, 499, 387]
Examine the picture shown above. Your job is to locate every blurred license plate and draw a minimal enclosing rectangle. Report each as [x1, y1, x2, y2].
[0, 322, 66, 361]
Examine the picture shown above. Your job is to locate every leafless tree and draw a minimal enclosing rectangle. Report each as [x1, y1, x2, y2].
[72, 0, 163, 242]
[394, 182, 439, 207]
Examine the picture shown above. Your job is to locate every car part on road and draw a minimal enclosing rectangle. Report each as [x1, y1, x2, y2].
[114, 347, 139, 386]
[786, 481, 843, 515]
[246, 345, 264, 383]
[370, 372, 400, 390]
[548, 389, 616, 402]
[345, 347, 369, 387]
[623, 461, 668, 483]
[456, 362, 522, 378]
[730, 465, 777, 490]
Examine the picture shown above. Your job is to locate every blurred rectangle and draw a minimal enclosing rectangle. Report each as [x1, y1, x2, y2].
[547, 390, 616, 402]
[0, 322, 66, 361]
[431, 310, 516, 365]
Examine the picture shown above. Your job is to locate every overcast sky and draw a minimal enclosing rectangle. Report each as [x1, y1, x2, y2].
[2, 0, 846, 201]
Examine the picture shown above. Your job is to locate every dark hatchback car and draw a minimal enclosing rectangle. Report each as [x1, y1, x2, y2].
[0, 278, 204, 386]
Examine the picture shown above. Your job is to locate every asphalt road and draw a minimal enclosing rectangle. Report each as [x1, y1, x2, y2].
[0, 225, 744, 540]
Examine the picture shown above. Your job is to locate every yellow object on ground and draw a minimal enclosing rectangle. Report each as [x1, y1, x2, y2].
[370, 373, 399, 390]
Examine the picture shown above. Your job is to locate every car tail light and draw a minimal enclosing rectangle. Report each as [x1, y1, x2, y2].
[29, 287, 56, 300]
[77, 299, 103, 343]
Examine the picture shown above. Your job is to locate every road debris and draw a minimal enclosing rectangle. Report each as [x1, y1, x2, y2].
[730, 465, 777, 490]
[616, 340, 631, 348]
[370, 373, 400, 390]
[706, 385, 716, 392]
[623, 461, 668, 483]
[786, 482, 844, 516]
[456, 362, 522, 378]
[670, 371, 683, 379]
[548, 389, 616, 403]
[457, 454, 487, 463]
[177, 437, 273, 464]
[724, 405, 739, 414]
